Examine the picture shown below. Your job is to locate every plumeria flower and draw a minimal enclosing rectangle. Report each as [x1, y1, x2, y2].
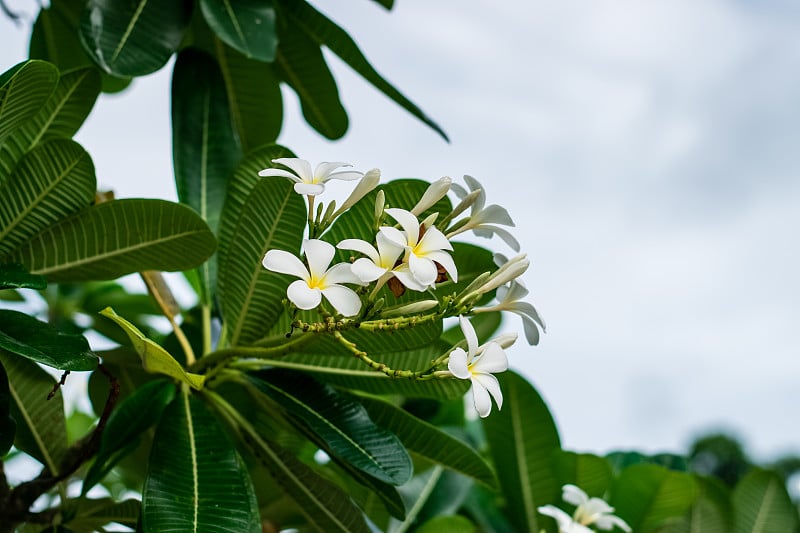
[262, 239, 364, 316]
[258, 158, 364, 196]
[380, 208, 458, 288]
[337, 233, 427, 292]
[474, 281, 545, 345]
[447, 316, 509, 418]
[538, 484, 632, 533]
[448, 175, 520, 251]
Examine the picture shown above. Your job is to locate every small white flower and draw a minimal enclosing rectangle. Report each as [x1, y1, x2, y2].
[258, 158, 363, 196]
[337, 233, 427, 292]
[448, 175, 520, 251]
[539, 485, 632, 533]
[380, 208, 458, 287]
[447, 316, 508, 418]
[474, 281, 545, 345]
[262, 239, 364, 316]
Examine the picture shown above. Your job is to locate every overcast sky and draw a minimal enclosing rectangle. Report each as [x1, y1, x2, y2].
[2, 1, 799, 461]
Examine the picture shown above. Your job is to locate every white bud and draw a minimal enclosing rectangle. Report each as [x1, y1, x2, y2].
[478, 254, 529, 294]
[333, 168, 381, 218]
[380, 299, 439, 317]
[411, 176, 452, 216]
[374, 189, 386, 221]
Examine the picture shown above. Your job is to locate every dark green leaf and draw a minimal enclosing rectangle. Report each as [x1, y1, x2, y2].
[63, 497, 141, 532]
[369, 0, 394, 9]
[0, 309, 97, 371]
[11, 199, 217, 282]
[79, 0, 193, 76]
[732, 468, 799, 533]
[200, 0, 278, 61]
[553, 451, 613, 498]
[482, 370, 561, 533]
[0, 360, 16, 455]
[249, 369, 412, 485]
[0, 61, 59, 148]
[463, 484, 516, 533]
[143, 390, 261, 532]
[0, 263, 46, 290]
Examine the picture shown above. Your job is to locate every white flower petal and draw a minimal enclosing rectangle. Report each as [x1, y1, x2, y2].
[459, 316, 479, 359]
[426, 250, 458, 283]
[392, 268, 429, 292]
[314, 161, 352, 180]
[472, 373, 503, 412]
[258, 168, 302, 182]
[263, 250, 309, 280]
[538, 505, 573, 529]
[449, 181, 468, 199]
[294, 182, 326, 196]
[593, 515, 632, 532]
[479, 225, 521, 252]
[385, 208, 420, 246]
[417, 225, 452, 252]
[562, 484, 589, 506]
[337, 238, 380, 263]
[273, 158, 313, 181]
[324, 262, 365, 285]
[408, 254, 437, 286]
[463, 175, 485, 211]
[475, 204, 515, 227]
[326, 170, 364, 182]
[321, 284, 362, 316]
[287, 279, 322, 310]
[521, 315, 541, 346]
[470, 380, 493, 418]
[351, 258, 387, 282]
[379, 226, 408, 248]
[512, 301, 546, 330]
[447, 348, 471, 379]
[471, 343, 508, 374]
[303, 239, 335, 279]
[376, 232, 404, 264]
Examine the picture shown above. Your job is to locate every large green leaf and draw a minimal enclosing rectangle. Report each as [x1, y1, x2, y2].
[0, 360, 16, 455]
[0, 352, 67, 473]
[0, 309, 97, 371]
[214, 40, 283, 151]
[63, 498, 141, 532]
[553, 451, 613, 498]
[0, 263, 46, 290]
[482, 370, 561, 533]
[11, 198, 217, 281]
[248, 369, 412, 485]
[172, 48, 242, 303]
[0, 61, 59, 148]
[359, 395, 496, 487]
[219, 177, 305, 345]
[277, 0, 447, 141]
[79, 0, 193, 77]
[732, 468, 799, 533]
[0, 67, 100, 179]
[660, 476, 732, 533]
[0, 139, 96, 259]
[143, 390, 261, 532]
[200, 0, 278, 61]
[416, 515, 477, 533]
[274, 23, 347, 139]
[611, 463, 698, 532]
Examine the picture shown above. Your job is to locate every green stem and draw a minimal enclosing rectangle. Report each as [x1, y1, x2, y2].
[189, 333, 312, 373]
[201, 304, 212, 356]
[332, 331, 437, 379]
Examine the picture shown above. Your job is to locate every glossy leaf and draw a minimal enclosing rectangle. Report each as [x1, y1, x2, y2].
[0, 61, 58, 147]
[200, 0, 278, 61]
[249, 369, 412, 485]
[82, 379, 175, 494]
[482, 370, 561, 533]
[214, 40, 283, 150]
[100, 307, 204, 390]
[0, 352, 67, 473]
[79, 0, 193, 77]
[0, 360, 15, 455]
[359, 395, 496, 487]
[11, 199, 217, 282]
[219, 177, 305, 345]
[172, 48, 242, 303]
[554, 451, 613, 498]
[0, 67, 100, 179]
[660, 476, 732, 533]
[732, 468, 799, 533]
[0, 309, 97, 371]
[610, 463, 697, 532]
[0, 263, 46, 290]
[0, 139, 96, 259]
[63, 497, 141, 532]
[142, 390, 261, 532]
[278, 0, 447, 141]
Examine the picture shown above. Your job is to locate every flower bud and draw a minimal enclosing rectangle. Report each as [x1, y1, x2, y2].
[411, 176, 451, 216]
[374, 189, 386, 222]
[333, 168, 381, 218]
[380, 299, 439, 317]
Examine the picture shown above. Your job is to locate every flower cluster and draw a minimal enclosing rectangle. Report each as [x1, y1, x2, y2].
[539, 485, 632, 533]
[258, 158, 544, 418]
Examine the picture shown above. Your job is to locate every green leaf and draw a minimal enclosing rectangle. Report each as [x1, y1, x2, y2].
[416, 514, 477, 533]
[607, 450, 689, 474]
[11, 198, 217, 282]
[64, 498, 141, 532]
[142, 390, 261, 533]
[732, 468, 800, 533]
[369, 0, 394, 9]
[0, 67, 100, 179]
[0, 61, 59, 148]
[660, 476, 732, 533]
[277, 0, 447, 141]
[0, 263, 46, 290]
[358, 395, 496, 487]
[274, 23, 347, 139]
[553, 451, 613, 498]
[249, 369, 412, 485]
[79, 0, 193, 77]
[0, 352, 67, 473]
[482, 370, 561, 533]
[0, 360, 16, 455]
[100, 307, 204, 390]
[200, 0, 278, 61]
[172, 48, 242, 303]
[0, 139, 96, 259]
[611, 463, 698, 532]
[219, 177, 305, 345]
[0, 309, 97, 371]
[214, 39, 283, 151]
[82, 379, 175, 494]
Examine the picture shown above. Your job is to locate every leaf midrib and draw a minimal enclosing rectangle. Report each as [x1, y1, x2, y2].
[110, 0, 149, 64]
[511, 382, 537, 531]
[750, 478, 777, 532]
[7, 376, 58, 474]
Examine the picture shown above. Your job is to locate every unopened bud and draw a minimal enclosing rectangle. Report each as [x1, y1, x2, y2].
[478, 254, 529, 294]
[411, 176, 451, 216]
[484, 332, 518, 350]
[421, 212, 438, 229]
[333, 168, 381, 218]
[374, 190, 386, 222]
[380, 299, 439, 318]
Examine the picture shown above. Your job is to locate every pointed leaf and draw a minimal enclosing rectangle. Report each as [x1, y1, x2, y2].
[482, 370, 561, 533]
[64, 497, 141, 532]
[0, 360, 16, 455]
[11, 199, 217, 282]
[143, 390, 261, 532]
[200, 0, 278, 61]
[660, 476, 732, 533]
[249, 369, 412, 485]
[0, 352, 67, 473]
[0, 61, 59, 148]
[79, 0, 193, 77]
[0, 139, 96, 259]
[0, 263, 46, 290]
[732, 468, 800, 533]
[0, 309, 97, 371]
[553, 451, 613, 498]
[100, 307, 204, 390]
[278, 0, 447, 141]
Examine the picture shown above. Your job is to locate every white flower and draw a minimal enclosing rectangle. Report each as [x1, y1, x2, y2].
[447, 316, 508, 418]
[539, 485, 632, 533]
[474, 281, 545, 346]
[448, 175, 520, 251]
[258, 158, 363, 196]
[262, 239, 364, 316]
[337, 233, 427, 292]
[380, 208, 458, 287]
